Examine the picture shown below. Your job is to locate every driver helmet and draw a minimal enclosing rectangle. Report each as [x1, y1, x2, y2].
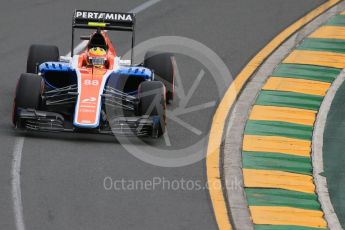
[87, 47, 107, 67]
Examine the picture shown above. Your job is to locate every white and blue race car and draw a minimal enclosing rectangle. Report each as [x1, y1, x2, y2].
[12, 10, 176, 138]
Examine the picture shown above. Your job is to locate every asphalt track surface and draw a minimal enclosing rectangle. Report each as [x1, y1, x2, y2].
[0, 0, 324, 229]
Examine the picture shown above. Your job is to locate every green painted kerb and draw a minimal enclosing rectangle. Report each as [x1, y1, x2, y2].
[254, 225, 327, 230]
[246, 188, 321, 210]
[241, 10, 345, 230]
[255, 90, 323, 111]
[243, 151, 312, 175]
[326, 14, 345, 26]
[297, 38, 345, 55]
[272, 64, 340, 83]
[245, 120, 313, 140]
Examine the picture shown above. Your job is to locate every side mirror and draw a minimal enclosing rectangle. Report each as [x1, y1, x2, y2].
[59, 56, 72, 63]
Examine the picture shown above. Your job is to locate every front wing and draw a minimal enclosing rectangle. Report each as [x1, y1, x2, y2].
[16, 108, 161, 137]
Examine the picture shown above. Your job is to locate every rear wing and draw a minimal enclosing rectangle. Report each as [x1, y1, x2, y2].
[71, 10, 136, 61]
[73, 10, 135, 31]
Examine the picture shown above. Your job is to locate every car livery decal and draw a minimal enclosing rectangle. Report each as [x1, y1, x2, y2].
[73, 68, 112, 128]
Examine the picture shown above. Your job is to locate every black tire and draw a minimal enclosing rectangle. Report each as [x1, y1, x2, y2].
[144, 51, 175, 104]
[27, 44, 59, 74]
[138, 81, 166, 138]
[12, 73, 42, 126]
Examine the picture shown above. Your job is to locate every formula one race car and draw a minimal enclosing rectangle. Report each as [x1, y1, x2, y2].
[12, 10, 176, 138]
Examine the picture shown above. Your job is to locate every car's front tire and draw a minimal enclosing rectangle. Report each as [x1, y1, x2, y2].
[12, 73, 43, 126]
[144, 52, 175, 104]
[27, 44, 60, 74]
[138, 81, 166, 138]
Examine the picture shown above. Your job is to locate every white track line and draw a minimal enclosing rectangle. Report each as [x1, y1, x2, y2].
[128, 0, 161, 13]
[67, 40, 89, 57]
[11, 137, 25, 230]
[11, 1, 161, 230]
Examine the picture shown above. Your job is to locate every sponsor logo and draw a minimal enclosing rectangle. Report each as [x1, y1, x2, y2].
[75, 11, 133, 22]
[81, 97, 97, 104]
[80, 108, 96, 113]
[80, 104, 97, 108]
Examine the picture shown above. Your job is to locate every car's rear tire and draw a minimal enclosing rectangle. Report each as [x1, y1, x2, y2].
[138, 81, 166, 138]
[144, 52, 175, 104]
[12, 73, 43, 126]
[27, 44, 60, 74]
